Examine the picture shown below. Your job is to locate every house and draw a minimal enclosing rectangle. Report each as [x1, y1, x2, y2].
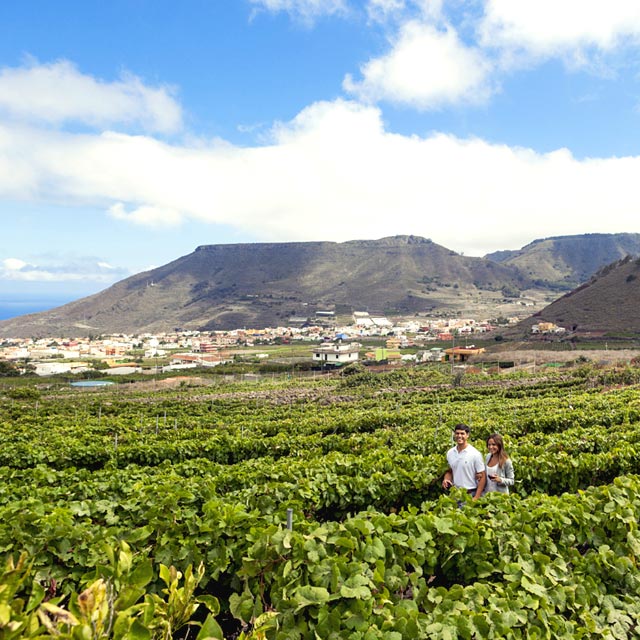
[312, 342, 360, 365]
[532, 322, 566, 335]
[386, 351, 403, 364]
[416, 347, 444, 362]
[443, 346, 486, 362]
[386, 337, 402, 350]
[33, 362, 91, 376]
[373, 348, 387, 362]
[170, 352, 230, 367]
[33, 362, 74, 376]
[353, 312, 374, 328]
[194, 341, 218, 353]
[371, 317, 393, 331]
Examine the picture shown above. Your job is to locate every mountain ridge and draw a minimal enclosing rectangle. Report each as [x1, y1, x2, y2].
[485, 232, 640, 287]
[1, 233, 639, 338]
[511, 255, 640, 339]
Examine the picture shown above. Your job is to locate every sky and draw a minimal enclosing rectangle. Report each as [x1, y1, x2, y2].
[3, 1, 640, 306]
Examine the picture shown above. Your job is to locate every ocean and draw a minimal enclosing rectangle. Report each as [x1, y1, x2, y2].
[0, 298, 73, 321]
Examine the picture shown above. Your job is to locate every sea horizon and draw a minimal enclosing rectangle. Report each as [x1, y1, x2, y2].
[0, 296, 75, 321]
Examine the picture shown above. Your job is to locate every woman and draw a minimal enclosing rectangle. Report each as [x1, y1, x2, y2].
[484, 433, 514, 494]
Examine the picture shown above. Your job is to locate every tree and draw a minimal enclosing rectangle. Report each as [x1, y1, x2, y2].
[0, 360, 20, 377]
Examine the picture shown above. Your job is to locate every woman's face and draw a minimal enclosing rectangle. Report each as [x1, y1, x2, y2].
[487, 439, 498, 455]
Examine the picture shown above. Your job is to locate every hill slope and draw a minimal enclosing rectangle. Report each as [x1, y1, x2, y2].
[0, 236, 534, 338]
[513, 255, 640, 338]
[486, 233, 640, 287]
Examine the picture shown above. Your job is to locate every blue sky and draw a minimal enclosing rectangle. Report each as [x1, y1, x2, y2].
[3, 1, 640, 305]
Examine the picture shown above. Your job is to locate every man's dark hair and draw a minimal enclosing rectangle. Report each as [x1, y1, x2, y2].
[453, 423, 470, 434]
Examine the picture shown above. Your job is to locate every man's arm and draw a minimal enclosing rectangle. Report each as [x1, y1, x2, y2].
[473, 470, 486, 500]
[442, 468, 453, 489]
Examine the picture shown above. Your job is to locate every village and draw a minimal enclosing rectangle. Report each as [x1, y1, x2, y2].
[0, 311, 544, 377]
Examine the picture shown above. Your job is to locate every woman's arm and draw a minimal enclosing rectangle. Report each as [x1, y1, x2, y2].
[498, 459, 515, 487]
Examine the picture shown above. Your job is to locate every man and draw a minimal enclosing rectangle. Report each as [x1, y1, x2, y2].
[442, 423, 486, 500]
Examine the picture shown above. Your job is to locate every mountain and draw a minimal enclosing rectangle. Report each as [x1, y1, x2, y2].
[512, 255, 640, 338]
[4, 233, 640, 339]
[0, 236, 534, 338]
[485, 233, 640, 288]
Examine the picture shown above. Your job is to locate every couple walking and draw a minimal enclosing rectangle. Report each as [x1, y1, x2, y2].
[441, 423, 514, 500]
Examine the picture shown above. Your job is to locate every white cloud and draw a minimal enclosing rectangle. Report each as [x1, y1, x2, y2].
[0, 256, 128, 283]
[237, 121, 266, 135]
[249, 0, 347, 22]
[108, 203, 183, 227]
[3, 258, 28, 271]
[2, 99, 640, 256]
[366, 0, 406, 23]
[344, 0, 640, 110]
[479, 0, 640, 69]
[344, 20, 495, 108]
[0, 60, 182, 133]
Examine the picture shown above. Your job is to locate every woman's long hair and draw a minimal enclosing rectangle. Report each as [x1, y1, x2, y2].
[487, 433, 509, 468]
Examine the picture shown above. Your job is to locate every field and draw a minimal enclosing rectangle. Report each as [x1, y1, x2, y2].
[2, 362, 640, 639]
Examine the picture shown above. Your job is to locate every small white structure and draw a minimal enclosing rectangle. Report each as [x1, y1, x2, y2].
[33, 362, 74, 376]
[312, 342, 360, 365]
[106, 366, 141, 375]
[371, 317, 393, 329]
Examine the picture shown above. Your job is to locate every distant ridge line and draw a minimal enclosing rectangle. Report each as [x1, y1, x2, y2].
[1, 233, 640, 338]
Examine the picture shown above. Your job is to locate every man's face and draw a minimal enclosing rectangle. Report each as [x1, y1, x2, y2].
[454, 429, 469, 447]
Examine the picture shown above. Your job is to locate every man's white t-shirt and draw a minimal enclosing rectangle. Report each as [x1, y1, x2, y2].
[446, 444, 484, 490]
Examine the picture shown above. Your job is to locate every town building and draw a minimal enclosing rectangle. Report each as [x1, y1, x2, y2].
[312, 342, 360, 365]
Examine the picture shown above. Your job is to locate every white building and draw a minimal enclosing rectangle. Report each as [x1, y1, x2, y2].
[33, 362, 91, 376]
[33, 362, 74, 376]
[312, 342, 360, 365]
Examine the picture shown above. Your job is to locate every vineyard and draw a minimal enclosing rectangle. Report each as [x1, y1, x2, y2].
[2, 363, 640, 639]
